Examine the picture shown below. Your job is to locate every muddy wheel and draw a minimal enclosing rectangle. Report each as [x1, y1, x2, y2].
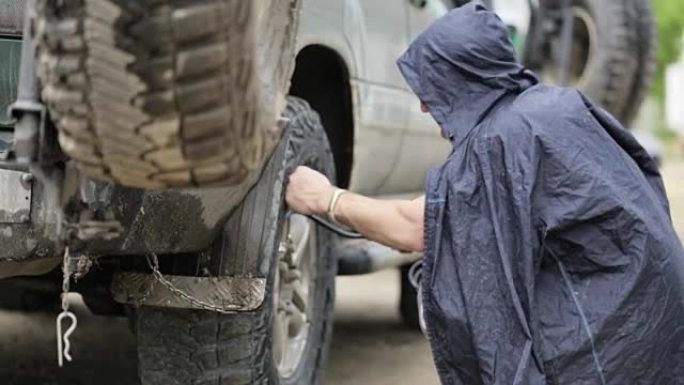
[135, 97, 336, 385]
[34, 0, 300, 189]
[537, 0, 654, 125]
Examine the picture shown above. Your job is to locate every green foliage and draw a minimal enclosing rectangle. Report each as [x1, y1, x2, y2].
[652, 0, 684, 98]
[655, 119, 678, 142]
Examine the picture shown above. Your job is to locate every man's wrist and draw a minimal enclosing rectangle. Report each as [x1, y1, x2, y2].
[315, 186, 335, 215]
[327, 188, 347, 225]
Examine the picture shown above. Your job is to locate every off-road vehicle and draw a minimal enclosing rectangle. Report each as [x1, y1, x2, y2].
[0, 0, 656, 383]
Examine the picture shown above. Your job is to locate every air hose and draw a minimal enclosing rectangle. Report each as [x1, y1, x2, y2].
[307, 214, 364, 239]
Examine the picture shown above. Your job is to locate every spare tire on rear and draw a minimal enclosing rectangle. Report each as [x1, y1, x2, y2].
[35, 0, 300, 189]
[534, 0, 656, 126]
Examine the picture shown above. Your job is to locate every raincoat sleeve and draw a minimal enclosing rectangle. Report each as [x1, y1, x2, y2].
[430, 131, 546, 384]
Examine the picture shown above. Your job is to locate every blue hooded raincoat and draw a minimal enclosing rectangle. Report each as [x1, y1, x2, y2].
[397, 3, 684, 385]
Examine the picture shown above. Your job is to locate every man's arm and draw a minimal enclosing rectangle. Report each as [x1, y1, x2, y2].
[286, 166, 425, 252]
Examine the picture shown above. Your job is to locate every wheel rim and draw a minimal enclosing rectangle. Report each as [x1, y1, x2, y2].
[273, 213, 317, 378]
[542, 6, 598, 88]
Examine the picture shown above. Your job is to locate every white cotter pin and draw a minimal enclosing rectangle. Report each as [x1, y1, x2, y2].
[56, 310, 77, 367]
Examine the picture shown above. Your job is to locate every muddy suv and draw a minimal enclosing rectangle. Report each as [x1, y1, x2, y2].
[0, 0, 656, 384]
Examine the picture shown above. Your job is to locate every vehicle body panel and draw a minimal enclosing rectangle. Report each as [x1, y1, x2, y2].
[385, 0, 452, 192]
[314, 0, 410, 195]
[350, 81, 412, 195]
[302, 0, 451, 196]
[296, 0, 407, 195]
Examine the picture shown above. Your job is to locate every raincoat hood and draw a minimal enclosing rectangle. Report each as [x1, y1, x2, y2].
[397, 2, 537, 143]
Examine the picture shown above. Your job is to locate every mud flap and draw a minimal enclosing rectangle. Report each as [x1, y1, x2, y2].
[111, 272, 266, 312]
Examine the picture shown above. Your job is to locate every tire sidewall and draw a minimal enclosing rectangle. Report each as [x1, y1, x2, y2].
[134, 98, 337, 385]
[258, 97, 336, 385]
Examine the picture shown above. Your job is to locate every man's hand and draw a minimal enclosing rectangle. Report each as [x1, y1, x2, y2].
[286, 166, 425, 252]
[286, 166, 334, 216]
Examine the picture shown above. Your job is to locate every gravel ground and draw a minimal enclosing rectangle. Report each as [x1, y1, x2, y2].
[1, 158, 682, 385]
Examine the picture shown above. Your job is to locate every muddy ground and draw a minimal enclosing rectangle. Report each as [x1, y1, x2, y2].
[1, 159, 683, 385]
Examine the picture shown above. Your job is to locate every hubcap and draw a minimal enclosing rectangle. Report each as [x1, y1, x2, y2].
[273, 214, 317, 377]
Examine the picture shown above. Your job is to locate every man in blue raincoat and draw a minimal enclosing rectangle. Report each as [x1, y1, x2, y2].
[286, 3, 684, 384]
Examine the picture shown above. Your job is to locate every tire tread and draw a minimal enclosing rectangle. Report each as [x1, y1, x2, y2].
[35, 0, 299, 188]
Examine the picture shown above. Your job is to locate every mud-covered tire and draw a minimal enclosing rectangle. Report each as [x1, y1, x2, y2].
[539, 0, 633, 120]
[135, 97, 336, 385]
[34, 0, 300, 189]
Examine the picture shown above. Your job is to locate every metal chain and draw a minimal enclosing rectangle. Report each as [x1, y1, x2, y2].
[61, 247, 71, 312]
[132, 206, 245, 314]
[143, 252, 238, 314]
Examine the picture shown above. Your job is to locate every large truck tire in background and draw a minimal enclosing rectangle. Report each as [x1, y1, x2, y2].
[529, 0, 657, 127]
[34, 0, 299, 189]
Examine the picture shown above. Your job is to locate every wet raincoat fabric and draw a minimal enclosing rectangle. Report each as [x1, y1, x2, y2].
[397, 3, 684, 385]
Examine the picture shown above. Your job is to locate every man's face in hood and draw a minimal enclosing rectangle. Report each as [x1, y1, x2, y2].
[420, 102, 429, 114]
[399, 2, 537, 145]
